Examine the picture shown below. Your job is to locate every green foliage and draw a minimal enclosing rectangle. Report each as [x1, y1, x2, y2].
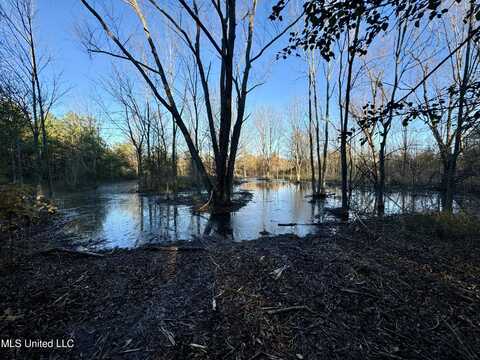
[99, 143, 137, 180]
[272, 0, 471, 60]
[0, 100, 27, 143]
[0, 100, 30, 183]
[0, 185, 57, 231]
[47, 113, 136, 187]
[0, 108, 136, 187]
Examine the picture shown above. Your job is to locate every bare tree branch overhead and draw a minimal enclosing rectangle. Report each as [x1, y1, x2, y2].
[78, 0, 301, 209]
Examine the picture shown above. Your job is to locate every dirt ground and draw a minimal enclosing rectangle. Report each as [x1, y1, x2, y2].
[1, 214, 479, 359]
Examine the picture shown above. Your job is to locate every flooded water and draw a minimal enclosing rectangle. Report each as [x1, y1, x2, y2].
[52, 180, 476, 249]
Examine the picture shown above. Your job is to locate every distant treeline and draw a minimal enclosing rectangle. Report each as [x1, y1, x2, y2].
[235, 139, 480, 193]
[0, 108, 136, 188]
[2, 100, 479, 196]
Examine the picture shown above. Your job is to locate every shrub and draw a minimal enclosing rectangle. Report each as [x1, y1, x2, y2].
[0, 185, 57, 231]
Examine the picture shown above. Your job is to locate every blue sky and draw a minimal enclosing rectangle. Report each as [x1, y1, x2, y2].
[37, 0, 307, 119]
[37, 1, 108, 109]
[32, 0, 314, 149]
[33, 0, 442, 152]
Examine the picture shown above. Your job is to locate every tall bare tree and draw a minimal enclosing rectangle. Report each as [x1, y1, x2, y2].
[288, 100, 307, 183]
[254, 107, 282, 179]
[0, 0, 62, 194]
[80, 0, 302, 210]
[414, 2, 480, 211]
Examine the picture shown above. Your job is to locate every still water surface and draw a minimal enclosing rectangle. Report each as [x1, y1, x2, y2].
[52, 180, 473, 249]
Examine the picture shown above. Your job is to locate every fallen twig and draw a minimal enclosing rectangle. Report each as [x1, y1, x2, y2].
[263, 305, 313, 315]
[118, 348, 143, 354]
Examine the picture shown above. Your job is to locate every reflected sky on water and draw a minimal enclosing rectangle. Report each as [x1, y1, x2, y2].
[52, 180, 477, 249]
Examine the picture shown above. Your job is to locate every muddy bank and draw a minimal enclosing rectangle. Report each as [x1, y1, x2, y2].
[1, 214, 479, 359]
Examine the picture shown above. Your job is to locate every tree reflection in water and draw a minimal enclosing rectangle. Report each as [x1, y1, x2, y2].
[51, 180, 478, 249]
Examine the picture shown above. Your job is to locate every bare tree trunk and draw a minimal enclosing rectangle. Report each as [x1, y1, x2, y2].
[313, 66, 322, 197]
[136, 148, 143, 185]
[81, 0, 297, 211]
[308, 69, 317, 195]
[377, 138, 386, 215]
[171, 115, 177, 193]
[320, 66, 330, 195]
[30, 72, 42, 187]
[39, 112, 53, 195]
[444, 3, 474, 212]
[146, 105, 151, 189]
[225, 0, 258, 205]
[190, 66, 201, 190]
[212, 0, 236, 208]
[402, 126, 408, 181]
[376, 18, 407, 216]
[30, 22, 53, 196]
[340, 17, 361, 215]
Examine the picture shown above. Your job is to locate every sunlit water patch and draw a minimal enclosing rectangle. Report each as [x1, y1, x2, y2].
[51, 180, 477, 249]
